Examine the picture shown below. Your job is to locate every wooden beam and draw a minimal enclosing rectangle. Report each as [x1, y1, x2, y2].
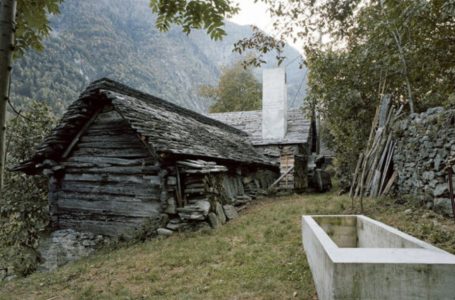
[62, 108, 103, 159]
[270, 166, 294, 189]
[382, 171, 397, 195]
[175, 166, 183, 207]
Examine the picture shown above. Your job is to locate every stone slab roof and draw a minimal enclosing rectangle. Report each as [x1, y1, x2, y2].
[14, 78, 277, 174]
[208, 109, 311, 146]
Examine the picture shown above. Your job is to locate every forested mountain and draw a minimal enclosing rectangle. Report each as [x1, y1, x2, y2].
[11, 0, 306, 115]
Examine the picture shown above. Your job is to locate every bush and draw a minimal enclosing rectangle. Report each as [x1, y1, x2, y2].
[0, 102, 55, 276]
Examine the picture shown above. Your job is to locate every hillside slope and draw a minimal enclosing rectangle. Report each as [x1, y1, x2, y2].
[1, 194, 454, 299]
[11, 0, 306, 114]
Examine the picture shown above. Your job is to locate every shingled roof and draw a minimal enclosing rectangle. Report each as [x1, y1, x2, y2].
[15, 78, 276, 174]
[208, 110, 311, 146]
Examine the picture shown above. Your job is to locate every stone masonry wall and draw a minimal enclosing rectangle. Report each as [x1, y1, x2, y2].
[394, 107, 455, 216]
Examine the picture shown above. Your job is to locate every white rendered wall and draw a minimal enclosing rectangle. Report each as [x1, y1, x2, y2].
[262, 68, 288, 140]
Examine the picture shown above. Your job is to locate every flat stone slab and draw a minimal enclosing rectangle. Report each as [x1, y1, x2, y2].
[302, 215, 455, 300]
[223, 205, 239, 220]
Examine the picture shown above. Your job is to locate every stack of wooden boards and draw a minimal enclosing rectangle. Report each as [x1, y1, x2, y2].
[350, 95, 403, 200]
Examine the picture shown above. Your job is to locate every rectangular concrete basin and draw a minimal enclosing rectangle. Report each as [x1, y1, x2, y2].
[302, 215, 455, 300]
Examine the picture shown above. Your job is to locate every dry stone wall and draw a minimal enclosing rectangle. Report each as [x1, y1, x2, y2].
[38, 229, 108, 272]
[393, 107, 455, 216]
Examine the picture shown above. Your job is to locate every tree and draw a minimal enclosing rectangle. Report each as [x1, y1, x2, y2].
[0, 101, 55, 276]
[0, 0, 16, 191]
[199, 61, 261, 113]
[305, 1, 455, 187]
[0, 0, 62, 191]
[225, 0, 455, 188]
[149, 0, 239, 40]
[304, 48, 380, 189]
[234, 0, 455, 108]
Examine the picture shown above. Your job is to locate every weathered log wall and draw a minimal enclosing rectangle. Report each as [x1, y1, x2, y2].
[15, 79, 283, 240]
[256, 144, 308, 191]
[55, 107, 162, 237]
[47, 107, 279, 238]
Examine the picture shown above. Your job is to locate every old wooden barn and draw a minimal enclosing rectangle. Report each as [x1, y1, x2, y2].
[15, 78, 279, 237]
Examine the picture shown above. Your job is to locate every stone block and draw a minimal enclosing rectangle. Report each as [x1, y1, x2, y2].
[157, 228, 173, 236]
[214, 202, 227, 224]
[208, 212, 221, 229]
[433, 183, 449, 197]
[434, 198, 454, 217]
[177, 200, 210, 221]
[422, 171, 435, 181]
[426, 106, 444, 115]
[223, 205, 239, 220]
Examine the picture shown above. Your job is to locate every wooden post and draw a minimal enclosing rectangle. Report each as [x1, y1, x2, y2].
[447, 160, 455, 222]
[270, 166, 294, 189]
[175, 166, 183, 207]
[285, 154, 288, 189]
[0, 0, 17, 190]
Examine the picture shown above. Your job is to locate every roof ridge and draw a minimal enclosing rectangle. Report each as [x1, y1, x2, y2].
[208, 108, 304, 116]
[13, 78, 278, 174]
[82, 78, 248, 137]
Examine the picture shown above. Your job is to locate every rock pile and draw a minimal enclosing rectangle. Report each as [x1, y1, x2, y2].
[154, 160, 275, 236]
[394, 107, 455, 216]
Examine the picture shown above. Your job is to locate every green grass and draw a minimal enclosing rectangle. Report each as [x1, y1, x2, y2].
[1, 193, 454, 300]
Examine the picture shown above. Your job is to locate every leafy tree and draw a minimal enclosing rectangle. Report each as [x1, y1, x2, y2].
[149, 0, 239, 40]
[304, 48, 379, 189]
[15, 0, 63, 56]
[0, 0, 17, 191]
[229, 0, 455, 187]
[0, 101, 55, 276]
[200, 61, 261, 112]
[303, 0, 455, 187]
[0, 0, 62, 190]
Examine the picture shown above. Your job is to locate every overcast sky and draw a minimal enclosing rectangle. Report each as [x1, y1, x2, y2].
[228, 1, 271, 30]
[228, 1, 304, 53]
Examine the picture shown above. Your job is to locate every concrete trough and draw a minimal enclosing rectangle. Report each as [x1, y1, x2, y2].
[302, 215, 455, 300]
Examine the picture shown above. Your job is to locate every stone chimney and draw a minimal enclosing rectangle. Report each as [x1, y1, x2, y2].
[262, 68, 288, 140]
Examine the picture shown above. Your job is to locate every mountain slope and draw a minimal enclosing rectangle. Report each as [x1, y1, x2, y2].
[11, 0, 306, 114]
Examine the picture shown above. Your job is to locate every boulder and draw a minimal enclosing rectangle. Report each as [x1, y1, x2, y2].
[177, 200, 210, 220]
[434, 198, 454, 217]
[166, 221, 189, 232]
[214, 202, 227, 224]
[208, 212, 221, 229]
[433, 183, 449, 197]
[192, 221, 211, 232]
[422, 171, 435, 182]
[223, 205, 239, 221]
[157, 228, 173, 236]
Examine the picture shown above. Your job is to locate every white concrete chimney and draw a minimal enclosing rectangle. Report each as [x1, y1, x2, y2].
[262, 68, 288, 140]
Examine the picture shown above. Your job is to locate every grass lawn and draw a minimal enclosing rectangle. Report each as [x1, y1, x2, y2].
[1, 192, 454, 299]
